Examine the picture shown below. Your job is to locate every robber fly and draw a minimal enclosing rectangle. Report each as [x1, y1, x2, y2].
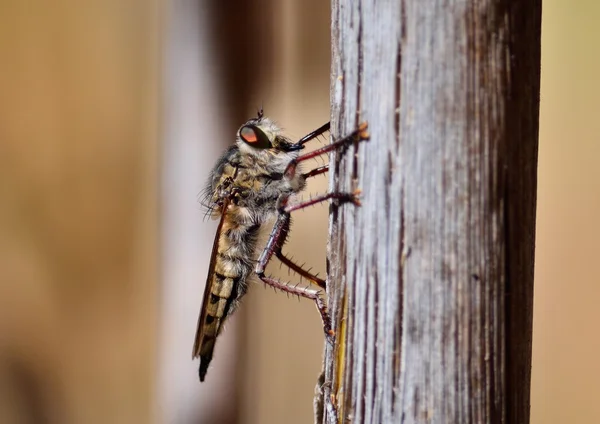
[192, 109, 369, 381]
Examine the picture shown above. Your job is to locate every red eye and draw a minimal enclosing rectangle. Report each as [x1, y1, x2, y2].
[239, 125, 272, 149]
[240, 126, 258, 143]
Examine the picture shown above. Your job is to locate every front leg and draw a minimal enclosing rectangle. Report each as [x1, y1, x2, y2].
[285, 122, 369, 180]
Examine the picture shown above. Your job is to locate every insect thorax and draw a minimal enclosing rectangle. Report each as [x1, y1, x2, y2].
[211, 146, 305, 221]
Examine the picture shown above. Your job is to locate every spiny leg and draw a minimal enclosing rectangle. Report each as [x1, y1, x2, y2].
[255, 211, 334, 339]
[302, 165, 329, 180]
[276, 252, 326, 289]
[285, 122, 369, 179]
[258, 274, 333, 340]
[297, 122, 330, 146]
[255, 123, 368, 338]
[276, 121, 368, 289]
[283, 191, 361, 214]
[263, 209, 326, 288]
[273, 191, 361, 289]
[272, 209, 326, 289]
[291, 124, 368, 276]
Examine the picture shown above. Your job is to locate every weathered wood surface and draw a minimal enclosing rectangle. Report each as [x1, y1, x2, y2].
[321, 1, 541, 423]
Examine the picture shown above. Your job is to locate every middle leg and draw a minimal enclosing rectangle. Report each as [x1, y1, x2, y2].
[273, 192, 361, 288]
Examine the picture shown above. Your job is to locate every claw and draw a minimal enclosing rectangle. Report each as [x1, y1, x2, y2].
[351, 189, 363, 206]
[326, 328, 336, 344]
[358, 122, 370, 141]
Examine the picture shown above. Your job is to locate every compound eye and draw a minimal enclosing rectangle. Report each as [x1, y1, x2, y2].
[239, 125, 272, 149]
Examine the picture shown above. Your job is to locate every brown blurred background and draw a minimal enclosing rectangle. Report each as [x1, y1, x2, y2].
[0, 0, 598, 423]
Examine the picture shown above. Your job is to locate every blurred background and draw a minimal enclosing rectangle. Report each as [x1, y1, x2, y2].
[0, 0, 597, 423]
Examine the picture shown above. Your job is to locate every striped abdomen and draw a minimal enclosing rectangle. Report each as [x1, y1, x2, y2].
[193, 208, 259, 381]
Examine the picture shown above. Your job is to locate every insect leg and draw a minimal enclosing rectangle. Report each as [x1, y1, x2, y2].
[285, 122, 369, 179]
[255, 212, 288, 276]
[275, 252, 326, 289]
[274, 190, 360, 288]
[297, 122, 331, 146]
[273, 189, 361, 288]
[255, 212, 334, 339]
[262, 199, 328, 288]
[259, 272, 334, 339]
[302, 165, 329, 179]
[284, 191, 361, 213]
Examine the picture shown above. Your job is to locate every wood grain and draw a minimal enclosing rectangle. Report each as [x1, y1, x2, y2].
[321, 1, 541, 423]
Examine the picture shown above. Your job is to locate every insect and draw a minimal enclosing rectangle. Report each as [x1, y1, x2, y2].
[192, 109, 369, 381]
